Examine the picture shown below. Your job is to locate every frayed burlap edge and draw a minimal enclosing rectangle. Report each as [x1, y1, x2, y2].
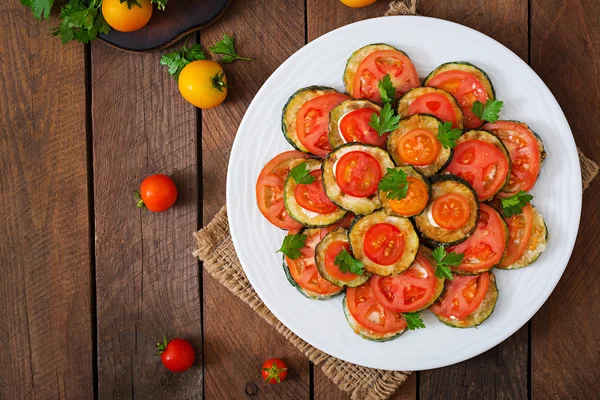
[193, 208, 410, 400]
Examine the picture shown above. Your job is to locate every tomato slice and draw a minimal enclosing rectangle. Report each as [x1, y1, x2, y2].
[296, 93, 350, 157]
[256, 151, 309, 229]
[426, 70, 489, 129]
[346, 281, 407, 335]
[397, 129, 440, 166]
[445, 139, 510, 200]
[498, 203, 533, 267]
[285, 228, 344, 296]
[371, 253, 437, 312]
[449, 204, 506, 272]
[323, 240, 360, 282]
[406, 92, 460, 128]
[363, 223, 404, 265]
[353, 50, 419, 102]
[431, 193, 471, 230]
[338, 108, 387, 148]
[386, 177, 429, 216]
[484, 121, 542, 197]
[294, 170, 339, 214]
[429, 273, 490, 319]
[335, 151, 383, 197]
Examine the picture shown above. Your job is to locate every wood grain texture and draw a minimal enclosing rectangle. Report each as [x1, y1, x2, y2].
[200, 0, 310, 398]
[417, 1, 530, 399]
[530, 0, 600, 398]
[91, 40, 202, 398]
[0, 1, 94, 399]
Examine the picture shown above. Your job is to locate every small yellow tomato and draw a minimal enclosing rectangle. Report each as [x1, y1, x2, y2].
[340, 0, 377, 8]
[178, 60, 227, 109]
[102, 0, 153, 33]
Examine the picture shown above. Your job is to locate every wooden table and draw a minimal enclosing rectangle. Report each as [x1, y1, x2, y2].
[1, 0, 598, 398]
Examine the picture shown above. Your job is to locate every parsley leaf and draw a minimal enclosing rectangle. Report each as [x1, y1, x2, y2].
[378, 74, 396, 106]
[334, 249, 364, 275]
[151, 0, 168, 11]
[209, 33, 251, 63]
[403, 312, 426, 330]
[437, 121, 462, 149]
[160, 43, 206, 81]
[51, 0, 110, 44]
[21, 0, 54, 20]
[432, 246, 463, 280]
[369, 102, 401, 136]
[500, 190, 533, 218]
[378, 168, 409, 200]
[277, 234, 306, 260]
[471, 99, 504, 123]
[289, 162, 315, 185]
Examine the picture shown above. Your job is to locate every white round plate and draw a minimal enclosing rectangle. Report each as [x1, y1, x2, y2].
[226, 16, 581, 371]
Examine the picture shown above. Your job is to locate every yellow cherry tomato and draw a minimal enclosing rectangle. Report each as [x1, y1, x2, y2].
[340, 0, 377, 7]
[178, 60, 228, 109]
[102, 0, 153, 33]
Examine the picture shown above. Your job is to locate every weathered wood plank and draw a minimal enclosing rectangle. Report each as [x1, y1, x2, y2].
[200, 0, 311, 398]
[530, 0, 600, 398]
[91, 41, 202, 398]
[0, 1, 94, 399]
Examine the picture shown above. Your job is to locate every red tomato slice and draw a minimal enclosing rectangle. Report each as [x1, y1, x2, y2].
[406, 92, 460, 128]
[426, 70, 489, 129]
[498, 203, 533, 267]
[339, 108, 387, 148]
[294, 170, 339, 214]
[397, 129, 441, 166]
[353, 50, 419, 103]
[431, 193, 471, 230]
[363, 223, 404, 265]
[484, 121, 542, 197]
[346, 281, 407, 335]
[445, 139, 510, 200]
[429, 273, 490, 319]
[323, 240, 360, 282]
[386, 177, 429, 216]
[256, 151, 309, 229]
[449, 204, 506, 272]
[296, 93, 350, 157]
[371, 253, 437, 312]
[335, 151, 383, 197]
[286, 228, 344, 296]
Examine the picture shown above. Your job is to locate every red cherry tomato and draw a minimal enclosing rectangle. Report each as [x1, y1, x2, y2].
[335, 151, 383, 197]
[431, 193, 471, 230]
[138, 174, 177, 212]
[406, 92, 460, 128]
[156, 336, 195, 373]
[429, 273, 490, 319]
[338, 108, 387, 148]
[363, 223, 405, 265]
[294, 170, 339, 214]
[261, 358, 288, 384]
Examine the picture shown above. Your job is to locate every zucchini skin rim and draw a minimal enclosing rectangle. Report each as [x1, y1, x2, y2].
[342, 296, 406, 342]
[423, 61, 497, 100]
[282, 254, 344, 301]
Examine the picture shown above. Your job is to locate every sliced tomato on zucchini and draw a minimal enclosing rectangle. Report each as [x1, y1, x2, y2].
[315, 228, 371, 287]
[444, 130, 511, 201]
[344, 44, 419, 103]
[424, 62, 495, 129]
[371, 247, 444, 313]
[282, 86, 349, 157]
[429, 272, 498, 328]
[256, 151, 310, 229]
[379, 166, 431, 217]
[448, 204, 508, 274]
[343, 280, 407, 341]
[329, 100, 386, 149]
[484, 120, 545, 197]
[283, 227, 345, 300]
[398, 87, 464, 129]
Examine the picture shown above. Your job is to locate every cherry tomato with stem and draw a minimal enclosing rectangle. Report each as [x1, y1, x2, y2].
[155, 335, 195, 373]
[261, 358, 288, 384]
[136, 174, 178, 212]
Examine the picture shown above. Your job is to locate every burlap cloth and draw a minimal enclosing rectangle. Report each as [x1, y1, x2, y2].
[193, 1, 599, 399]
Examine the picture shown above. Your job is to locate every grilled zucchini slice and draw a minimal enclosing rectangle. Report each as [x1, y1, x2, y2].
[315, 228, 371, 287]
[397, 87, 464, 129]
[424, 62, 495, 100]
[328, 99, 382, 149]
[501, 205, 547, 270]
[379, 166, 431, 217]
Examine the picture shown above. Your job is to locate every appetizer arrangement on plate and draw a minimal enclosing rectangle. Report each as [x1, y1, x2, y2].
[255, 43, 548, 342]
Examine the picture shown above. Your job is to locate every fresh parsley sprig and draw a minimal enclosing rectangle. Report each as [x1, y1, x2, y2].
[209, 33, 251, 63]
[21, 0, 54, 20]
[378, 74, 396, 106]
[289, 162, 315, 185]
[432, 246, 464, 280]
[152, 0, 168, 11]
[160, 43, 207, 81]
[369, 102, 401, 137]
[277, 234, 307, 260]
[402, 312, 425, 330]
[378, 168, 409, 200]
[51, 0, 110, 44]
[437, 121, 462, 149]
[500, 190, 533, 218]
[334, 249, 364, 275]
[471, 99, 504, 123]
